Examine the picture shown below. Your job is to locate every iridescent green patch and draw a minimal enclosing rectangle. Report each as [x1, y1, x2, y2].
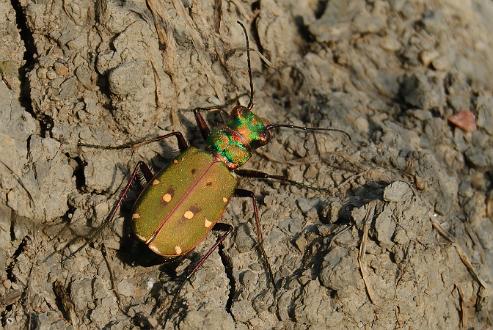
[207, 106, 270, 169]
[207, 129, 251, 168]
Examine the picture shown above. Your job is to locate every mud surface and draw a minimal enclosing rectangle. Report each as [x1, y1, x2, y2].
[1, 0, 492, 329]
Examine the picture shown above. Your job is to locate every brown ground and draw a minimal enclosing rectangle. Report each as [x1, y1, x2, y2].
[1, 0, 492, 329]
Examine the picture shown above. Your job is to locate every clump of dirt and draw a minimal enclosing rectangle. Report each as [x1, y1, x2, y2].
[1, 0, 492, 329]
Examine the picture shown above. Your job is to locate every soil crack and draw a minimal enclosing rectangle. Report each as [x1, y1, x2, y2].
[10, 0, 37, 116]
[218, 244, 236, 317]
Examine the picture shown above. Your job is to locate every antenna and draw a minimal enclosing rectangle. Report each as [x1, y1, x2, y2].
[237, 21, 254, 109]
[266, 124, 352, 141]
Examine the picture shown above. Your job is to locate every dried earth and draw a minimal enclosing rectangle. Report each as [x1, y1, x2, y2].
[1, 0, 492, 329]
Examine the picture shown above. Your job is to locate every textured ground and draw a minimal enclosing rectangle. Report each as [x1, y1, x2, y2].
[1, 0, 492, 329]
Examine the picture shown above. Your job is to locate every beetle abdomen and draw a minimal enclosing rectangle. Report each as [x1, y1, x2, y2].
[132, 147, 237, 257]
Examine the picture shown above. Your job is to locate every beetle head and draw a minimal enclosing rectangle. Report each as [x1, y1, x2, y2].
[228, 105, 271, 149]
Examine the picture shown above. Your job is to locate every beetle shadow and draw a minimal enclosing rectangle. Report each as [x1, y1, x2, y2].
[112, 170, 200, 277]
[108, 160, 168, 268]
[336, 180, 387, 224]
[177, 109, 228, 147]
[114, 195, 166, 267]
[115, 209, 194, 278]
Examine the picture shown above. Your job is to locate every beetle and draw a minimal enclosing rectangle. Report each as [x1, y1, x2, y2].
[78, 21, 349, 325]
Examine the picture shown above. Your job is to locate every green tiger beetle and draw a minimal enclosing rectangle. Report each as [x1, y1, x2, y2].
[80, 21, 349, 325]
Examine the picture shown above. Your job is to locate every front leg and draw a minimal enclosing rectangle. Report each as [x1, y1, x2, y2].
[193, 109, 211, 140]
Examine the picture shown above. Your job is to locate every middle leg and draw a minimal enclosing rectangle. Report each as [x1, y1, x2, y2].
[235, 169, 327, 192]
[193, 109, 211, 140]
[234, 188, 276, 290]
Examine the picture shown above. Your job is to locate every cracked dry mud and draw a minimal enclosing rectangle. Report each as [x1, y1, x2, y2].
[1, 1, 493, 329]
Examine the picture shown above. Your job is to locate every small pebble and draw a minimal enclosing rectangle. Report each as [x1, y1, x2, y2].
[477, 98, 493, 135]
[448, 111, 477, 132]
[296, 198, 318, 214]
[420, 50, 439, 66]
[354, 116, 369, 133]
[414, 176, 426, 190]
[3, 279, 12, 289]
[392, 227, 409, 245]
[431, 55, 450, 71]
[486, 193, 493, 219]
[383, 181, 412, 202]
[146, 278, 156, 290]
[148, 317, 158, 328]
[294, 234, 307, 252]
[46, 69, 57, 80]
[54, 62, 69, 76]
[36, 67, 47, 79]
[375, 207, 395, 246]
[94, 202, 109, 221]
[117, 280, 135, 297]
[381, 36, 401, 51]
[235, 224, 255, 253]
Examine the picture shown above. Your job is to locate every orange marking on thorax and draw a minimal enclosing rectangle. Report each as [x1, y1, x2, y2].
[236, 127, 250, 141]
[227, 127, 251, 150]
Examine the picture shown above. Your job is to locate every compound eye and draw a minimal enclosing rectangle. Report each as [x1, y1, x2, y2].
[258, 130, 271, 145]
[230, 105, 249, 118]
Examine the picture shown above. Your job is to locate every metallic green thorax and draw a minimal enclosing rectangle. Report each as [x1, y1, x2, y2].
[207, 105, 271, 169]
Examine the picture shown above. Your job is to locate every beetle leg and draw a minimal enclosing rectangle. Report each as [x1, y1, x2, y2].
[233, 188, 276, 290]
[235, 169, 327, 192]
[60, 161, 154, 261]
[235, 169, 286, 183]
[138, 161, 154, 182]
[234, 188, 263, 241]
[185, 223, 233, 280]
[135, 131, 189, 151]
[193, 109, 211, 140]
[98, 161, 154, 232]
[164, 223, 233, 327]
[79, 131, 189, 151]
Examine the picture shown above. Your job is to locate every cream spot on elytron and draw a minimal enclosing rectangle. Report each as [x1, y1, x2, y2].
[204, 218, 212, 228]
[149, 244, 161, 255]
[222, 197, 228, 203]
[136, 234, 146, 241]
[152, 179, 160, 185]
[132, 213, 140, 219]
[175, 246, 182, 255]
[173, 159, 179, 164]
[184, 210, 194, 219]
[162, 193, 172, 203]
